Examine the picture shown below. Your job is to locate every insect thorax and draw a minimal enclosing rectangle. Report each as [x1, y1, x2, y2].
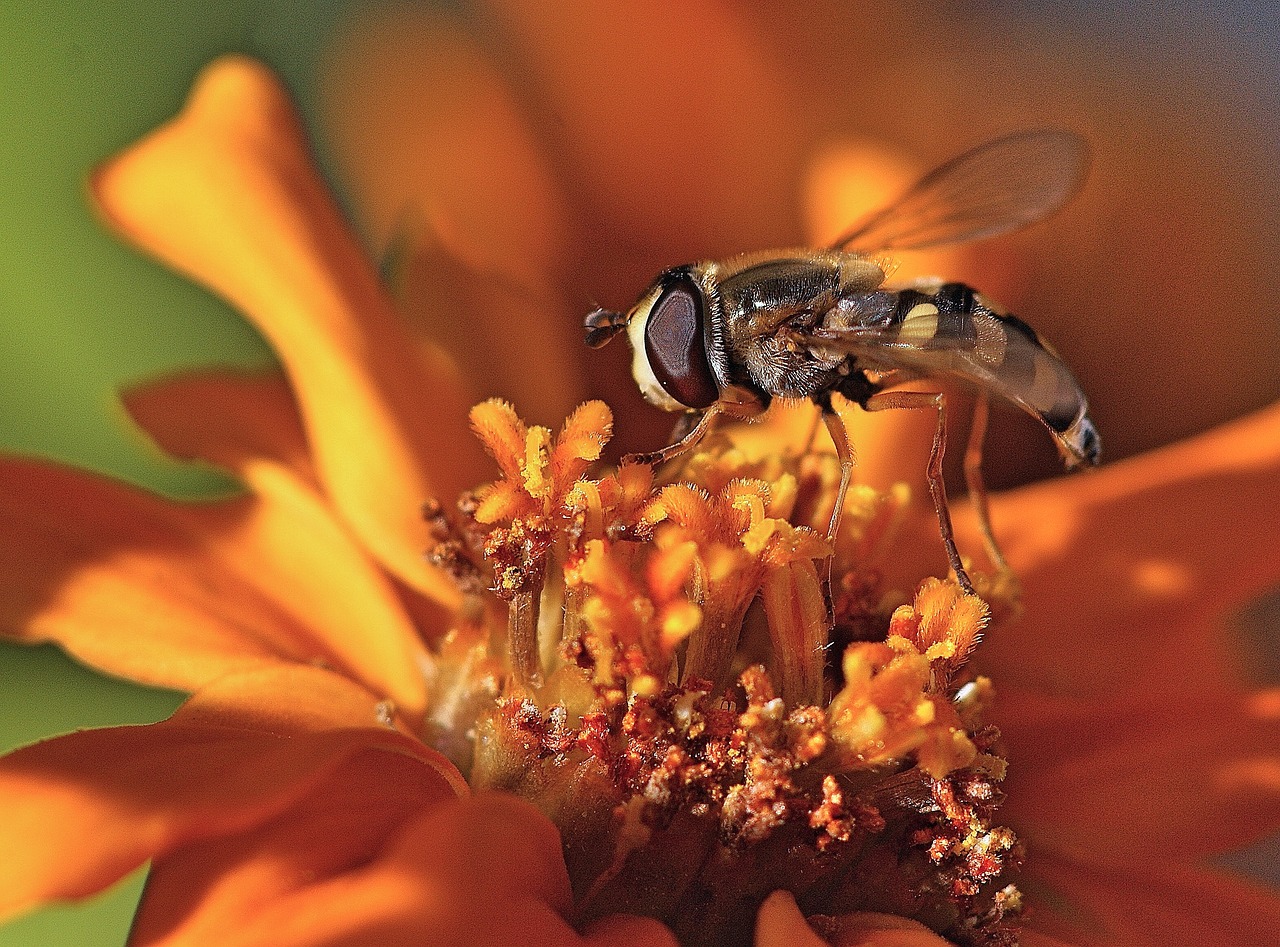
[716, 251, 884, 401]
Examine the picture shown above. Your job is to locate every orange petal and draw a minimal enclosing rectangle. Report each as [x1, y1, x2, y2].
[0, 456, 430, 716]
[0, 666, 462, 924]
[1003, 123, 1280, 472]
[168, 663, 452, 742]
[755, 890, 955, 947]
[321, 16, 588, 428]
[998, 687, 1280, 867]
[1021, 856, 1280, 947]
[480, 0, 805, 287]
[122, 369, 315, 484]
[1018, 933, 1081, 947]
[130, 746, 452, 946]
[188, 793, 677, 947]
[126, 369, 456, 705]
[90, 55, 482, 602]
[469, 399, 528, 482]
[755, 891, 829, 947]
[961, 400, 1280, 699]
[321, 13, 572, 291]
[581, 914, 680, 947]
[553, 401, 612, 468]
[821, 914, 959, 947]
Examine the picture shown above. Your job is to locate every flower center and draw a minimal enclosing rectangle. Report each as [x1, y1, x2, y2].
[421, 399, 1024, 947]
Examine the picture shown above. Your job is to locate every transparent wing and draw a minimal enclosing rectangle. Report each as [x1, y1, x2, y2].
[804, 315, 1096, 467]
[806, 320, 1047, 404]
[829, 129, 1089, 253]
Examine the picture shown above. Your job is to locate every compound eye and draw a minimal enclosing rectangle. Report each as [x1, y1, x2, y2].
[643, 278, 719, 409]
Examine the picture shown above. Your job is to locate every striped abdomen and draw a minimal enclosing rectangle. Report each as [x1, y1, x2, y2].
[833, 281, 1100, 468]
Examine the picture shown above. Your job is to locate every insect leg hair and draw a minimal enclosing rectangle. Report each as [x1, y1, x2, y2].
[862, 389, 976, 594]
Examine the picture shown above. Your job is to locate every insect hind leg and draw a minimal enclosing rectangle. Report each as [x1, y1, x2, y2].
[862, 389, 976, 595]
[963, 392, 1018, 591]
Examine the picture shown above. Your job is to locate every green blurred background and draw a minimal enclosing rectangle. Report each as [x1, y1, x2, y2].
[0, 2, 356, 943]
[3, 1, 1279, 944]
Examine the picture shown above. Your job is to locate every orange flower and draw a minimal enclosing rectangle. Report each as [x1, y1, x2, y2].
[1, 11, 1279, 947]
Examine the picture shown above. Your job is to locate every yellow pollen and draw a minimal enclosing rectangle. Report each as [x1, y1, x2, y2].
[522, 426, 553, 500]
[451, 398, 1020, 942]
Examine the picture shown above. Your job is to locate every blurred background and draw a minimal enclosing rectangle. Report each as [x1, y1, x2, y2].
[2, 1, 1278, 943]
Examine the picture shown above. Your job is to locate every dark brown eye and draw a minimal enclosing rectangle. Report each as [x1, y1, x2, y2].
[644, 279, 719, 409]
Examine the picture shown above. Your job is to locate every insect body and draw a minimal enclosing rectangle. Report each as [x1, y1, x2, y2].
[584, 130, 1099, 592]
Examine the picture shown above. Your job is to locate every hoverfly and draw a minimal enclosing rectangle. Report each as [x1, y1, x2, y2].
[583, 130, 1098, 593]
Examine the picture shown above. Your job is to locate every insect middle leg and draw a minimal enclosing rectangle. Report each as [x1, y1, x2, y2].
[862, 389, 975, 595]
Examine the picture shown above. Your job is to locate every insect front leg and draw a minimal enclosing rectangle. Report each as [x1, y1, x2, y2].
[862, 389, 976, 595]
[623, 406, 722, 467]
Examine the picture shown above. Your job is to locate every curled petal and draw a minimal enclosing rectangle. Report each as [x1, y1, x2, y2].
[122, 370, 314, 484]
[999, 688, 1280, 866]
[204, 793, 677, 947]
[0, 666, 463, 924]
[643, 484, 712, 532]
[965, 400, 1280, 699]
[90, 55, 479, 602]
[754, 891, 829, 947]
[1022, 856, 1280, 947]
[886, 578, 987, 679]
[552, 400, 613, 491]
[322, 15, 586, 427]
[755, 890, 955, 947]
[130, 748, 458, 946]
[0, 456, 431, 717]
[474, 480, 529, 525]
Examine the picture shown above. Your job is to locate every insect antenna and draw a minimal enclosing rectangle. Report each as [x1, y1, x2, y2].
[583, 308, 628, 348]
